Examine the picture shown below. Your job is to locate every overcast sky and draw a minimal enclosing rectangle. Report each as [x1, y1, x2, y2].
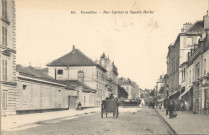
[16, 0, 208, 89]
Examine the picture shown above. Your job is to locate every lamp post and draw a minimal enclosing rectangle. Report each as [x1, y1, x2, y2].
[166, 85, 169, 115]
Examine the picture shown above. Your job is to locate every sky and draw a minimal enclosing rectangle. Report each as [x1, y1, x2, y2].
[16, 0, 208, 89]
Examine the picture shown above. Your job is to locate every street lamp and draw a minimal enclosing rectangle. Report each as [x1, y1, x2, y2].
[166, 85, 169, 115]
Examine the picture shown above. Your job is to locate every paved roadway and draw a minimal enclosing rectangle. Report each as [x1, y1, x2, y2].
[2, 107, 172, 135]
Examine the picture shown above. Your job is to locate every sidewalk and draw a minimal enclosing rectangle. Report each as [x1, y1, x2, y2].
[156, 108, 209, 134]
[1, 107, 100, 131]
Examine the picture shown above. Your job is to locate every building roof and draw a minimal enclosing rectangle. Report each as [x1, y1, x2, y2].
[16, 64, 66, 86]
[185, 21, 204, 34]
[37, 68, 48, 75]
[61, 80, 97, 93]
[47, 47, 106, 72]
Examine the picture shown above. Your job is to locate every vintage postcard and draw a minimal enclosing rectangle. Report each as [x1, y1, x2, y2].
[1, 0, 209, 134]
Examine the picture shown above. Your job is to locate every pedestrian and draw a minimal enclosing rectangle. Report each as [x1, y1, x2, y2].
[168, 101, 175, 119]
[109, 93, 114, 100]
[77, 102, 82, 110]
[161, 102, 164, 112]
[180, 102, 184, 112]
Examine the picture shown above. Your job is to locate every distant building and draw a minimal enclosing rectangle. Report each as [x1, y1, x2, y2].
[155, 75, 164, 98]
[47, 46, 109, 106]
[61, 80, 97, 108]
[0, 0, 16, 116]
[118, 77, 140, 99]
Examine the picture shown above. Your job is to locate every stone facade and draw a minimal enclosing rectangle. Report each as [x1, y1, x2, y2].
[167, 21, 203, 97]
[97, 53, 118, 98]
[47, 46, 110, 106]
[183, 13, 209, 114]
[0, 0, 16, 116]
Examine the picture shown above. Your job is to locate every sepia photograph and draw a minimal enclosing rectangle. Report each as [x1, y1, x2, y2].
[1, 0, 209, 134]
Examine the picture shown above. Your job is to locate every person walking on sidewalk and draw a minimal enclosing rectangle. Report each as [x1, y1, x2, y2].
[164, 98, 169, 115]
[180, 102, 184, 112]
[168, 101, 175, 119]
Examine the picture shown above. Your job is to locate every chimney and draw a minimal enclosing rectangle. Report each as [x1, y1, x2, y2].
[206, 29, 209, 42]
[181, 22, 192, 33]
[72, 45, 75, 51]
[78, 70, 84, 83]
[204, 10, 209, 30]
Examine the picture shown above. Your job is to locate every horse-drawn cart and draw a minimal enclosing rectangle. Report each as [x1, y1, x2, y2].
[101, 100, 119, 118]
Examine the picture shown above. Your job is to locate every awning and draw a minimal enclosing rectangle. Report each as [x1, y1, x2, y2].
[169, 90, 180, 100]
[179, 87, 193, 100]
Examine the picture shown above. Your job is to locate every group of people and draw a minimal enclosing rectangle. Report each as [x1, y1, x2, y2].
[162, 100, 178, 119]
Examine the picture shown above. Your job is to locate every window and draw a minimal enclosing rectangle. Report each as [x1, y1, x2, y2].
[91, 95, 92, 104]
[182, 70, 184, 82]
[2, 26, 7, 46]
[2, 0, 7, 19]
[195, 63, 200, 80]
[2, 91, 7, 110]
[84, 96, 85, 105]
[189, 70, 191, 83]
[203, 59, 206, 76]
[187, 37, 193, 46]
[97, 71, 98, 79]
[2, 59, 7, 81]
[23, 85, 27, 90]
[57, 70, 63, 75]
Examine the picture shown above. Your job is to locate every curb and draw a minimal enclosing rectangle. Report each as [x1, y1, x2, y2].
[155, 109, 177, 135]
[2, 109, 99, 131]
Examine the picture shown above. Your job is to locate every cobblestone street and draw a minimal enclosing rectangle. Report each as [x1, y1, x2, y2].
[2, 107, 171, 135]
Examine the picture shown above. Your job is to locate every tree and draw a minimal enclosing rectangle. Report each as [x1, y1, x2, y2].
[159, 86, 165, 94]
[118, 85, 128, 98]
[150, 90, 155, 96]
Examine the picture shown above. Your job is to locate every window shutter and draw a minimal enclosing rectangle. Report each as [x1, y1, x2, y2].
[5, 27, 7, 46]
[2, 59, 5, 81]
[5, 0, 7, 18]
[5, 60, 7, 81]
[3, 91, 7, 110]
[2, 0, 4, 17]
[2, 26, 4, 45]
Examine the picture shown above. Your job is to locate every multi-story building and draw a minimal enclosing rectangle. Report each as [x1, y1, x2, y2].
[0, 0, 16, 116]
[186, 33, 209, 114]
[167, 21, 204, 99]
[179, 13, 209, 114]
[97, 53, 118, 97]
[47, 46, 109, 106]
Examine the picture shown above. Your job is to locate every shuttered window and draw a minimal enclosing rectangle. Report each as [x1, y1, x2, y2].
[2, 91, 8, 110]
[2, 0, 7, 19]
[2, 59, 7, 81]
[203, 59, 207, 76]
[5, 59, 7, 80]
[2, 26, 7, 46]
